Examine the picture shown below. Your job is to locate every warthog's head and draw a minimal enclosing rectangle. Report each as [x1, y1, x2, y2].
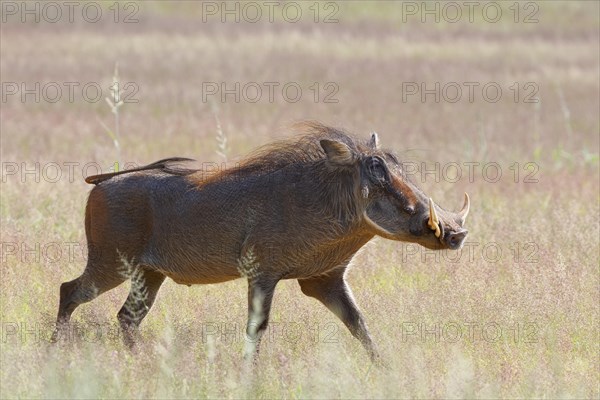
[320, 132, 469, 250]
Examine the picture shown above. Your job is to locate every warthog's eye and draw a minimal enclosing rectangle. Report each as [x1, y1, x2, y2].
[366, 156, 388, 183]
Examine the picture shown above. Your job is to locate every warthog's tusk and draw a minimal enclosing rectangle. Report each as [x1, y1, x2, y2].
[428, 198, 441, 238]
[457, 192, 470, 224]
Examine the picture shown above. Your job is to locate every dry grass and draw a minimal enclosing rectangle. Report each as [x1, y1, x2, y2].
[1, 1, 598, 398]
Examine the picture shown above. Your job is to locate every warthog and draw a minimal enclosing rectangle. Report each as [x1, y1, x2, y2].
[53, 122, 469, 361]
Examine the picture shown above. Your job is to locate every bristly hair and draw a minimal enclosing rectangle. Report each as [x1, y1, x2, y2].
[194, 122, 371, 226]
[200, 121, 363, 184]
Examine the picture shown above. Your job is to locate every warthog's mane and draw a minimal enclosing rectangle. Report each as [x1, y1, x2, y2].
[194, 121, 372, 225]
[201, 121, 365, 184]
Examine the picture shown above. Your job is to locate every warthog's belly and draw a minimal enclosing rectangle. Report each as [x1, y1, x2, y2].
[236, 234, 374, 280]
[163, 272, 240, 286]
[141, 252, 243, 285]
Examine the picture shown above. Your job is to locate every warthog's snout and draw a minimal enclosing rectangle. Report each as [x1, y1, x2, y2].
[412, 193, 470, 250]
[446, 229, 468, 250]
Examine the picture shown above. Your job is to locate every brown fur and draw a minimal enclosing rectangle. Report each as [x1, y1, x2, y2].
[52, 122, 469, 362]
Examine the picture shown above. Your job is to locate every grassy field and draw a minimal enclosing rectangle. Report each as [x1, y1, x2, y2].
[1, 1, 598, 398]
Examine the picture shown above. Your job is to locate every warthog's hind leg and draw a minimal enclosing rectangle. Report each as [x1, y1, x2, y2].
[52, 267, 127, 343]
[117, 268, 166, 347]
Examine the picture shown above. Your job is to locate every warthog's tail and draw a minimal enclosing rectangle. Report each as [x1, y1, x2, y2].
[85, 157, 196, 185]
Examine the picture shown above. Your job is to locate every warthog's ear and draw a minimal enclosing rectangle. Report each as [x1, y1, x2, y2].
[320, 139, 356, 165]
[368, 132, 379, 149]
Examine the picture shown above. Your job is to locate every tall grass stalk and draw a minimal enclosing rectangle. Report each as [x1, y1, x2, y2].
[102, 63, 125, 171]
[210, 100, 228, 161]
[555, 83, 573, 142]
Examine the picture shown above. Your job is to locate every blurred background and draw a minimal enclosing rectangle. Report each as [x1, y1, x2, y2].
[1, 1, 598, 398]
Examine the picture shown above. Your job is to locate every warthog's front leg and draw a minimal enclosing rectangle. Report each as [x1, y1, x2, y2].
[298, 269, 380, 363]
[244, 277, 279, 360]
